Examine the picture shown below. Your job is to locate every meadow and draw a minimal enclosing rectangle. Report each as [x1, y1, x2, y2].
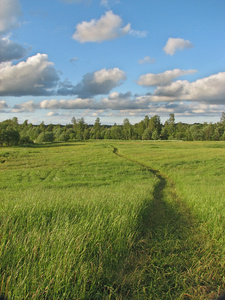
[0, 140, 224, 299]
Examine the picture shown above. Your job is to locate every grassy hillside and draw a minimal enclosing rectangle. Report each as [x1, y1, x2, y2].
[0, 141, 224, 299]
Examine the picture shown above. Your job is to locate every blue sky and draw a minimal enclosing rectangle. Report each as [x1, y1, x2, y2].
[0, 0, 224, 125]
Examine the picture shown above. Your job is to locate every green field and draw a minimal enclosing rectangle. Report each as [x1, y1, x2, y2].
[0, 141, 224, 299]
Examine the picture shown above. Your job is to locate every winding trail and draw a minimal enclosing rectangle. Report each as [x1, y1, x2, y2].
[112, 144, 197, 236]
[111, 145, 209, 299]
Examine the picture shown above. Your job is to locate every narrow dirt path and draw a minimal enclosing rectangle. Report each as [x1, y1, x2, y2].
[111, 145, 219, 299]
[112, 145, 195, 238]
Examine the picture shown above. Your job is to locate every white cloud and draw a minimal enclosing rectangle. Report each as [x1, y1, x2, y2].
[185, 72, 225, 103]
[46, 111, 59, 117]
[76, 68, 126, 97]
[58, 67, 126, 97]
[7, 71, 225, 119]
[0, 0, 22, 34]
[40, 98, 94, 110]
[0, 36, 28, 63]
[72, 10, 131, 42]
[137, 69, 197, 86]
[138, 56, 155, 65]
[145, 72, 225, 104]
[129, 29, 147, 38]
[0, 100, 9, 110]
[11, 100, 39, 112]
[0, 53, 59, 96]
[163, 38, 193, 55]
[154, 81, 187, 97]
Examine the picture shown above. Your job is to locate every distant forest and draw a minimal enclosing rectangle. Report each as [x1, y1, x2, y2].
[1, 113, 225, 146]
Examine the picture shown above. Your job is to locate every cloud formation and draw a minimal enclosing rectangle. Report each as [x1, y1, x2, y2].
[0, 100, 9, 111]
[12, 100, 39, 112]
[58, 67, 126, 97]
[0, 53, 59, 96]
[163, 38, 193, 55]
[138, 56, 155, 65]
[141, 72, 225, 104]
[137, 69, 197, 86]
[72, 10, 131, 42]
[0, 36, 28, 63]
[0, 0, 22, 34]
[9, 98, 224, 121]
[4, 71, 225, 120]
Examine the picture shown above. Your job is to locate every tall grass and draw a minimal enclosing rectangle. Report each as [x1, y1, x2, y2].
[0, 142, 157, 299]
[0, 141, 224, 299]
[118, 140, 225, 298]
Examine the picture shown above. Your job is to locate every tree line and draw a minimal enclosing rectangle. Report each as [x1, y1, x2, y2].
[1, 113, 225, 146]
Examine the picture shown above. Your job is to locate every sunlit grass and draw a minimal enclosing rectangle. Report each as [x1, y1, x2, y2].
[0, 140, 224, 299]
[0, 142, 157, 299]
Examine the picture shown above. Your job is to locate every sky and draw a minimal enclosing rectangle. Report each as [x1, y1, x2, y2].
[0, 0, 225, 125]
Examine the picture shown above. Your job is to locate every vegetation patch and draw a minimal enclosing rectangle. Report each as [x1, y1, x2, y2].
[0, 141, 224, 299]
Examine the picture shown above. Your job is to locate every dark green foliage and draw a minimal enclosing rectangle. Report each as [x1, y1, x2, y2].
[0, 112, 225, 146]
[36, 132, 55, 143]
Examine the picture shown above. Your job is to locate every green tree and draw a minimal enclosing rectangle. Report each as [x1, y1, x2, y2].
[123, 118, 133, 140]
[58, 132, 70, 142]
[142, 128, 152, 140]
[135, 121, 145, 139]
[4, 127, 20, 146]
[220, 112, 225, 125]
[93, 117, 101, 139]
[164, 114, 176, 139]
[148, 115, 162, 138]
[203, 123, 214, 140]
[104, 128, 111, 139]
[190, 124, 204, 141]
[39, 121, 46, 132]
[76, 118, 86, 140]
[0, 129, 7, 146]
[36, 132, 54, 143]
[83, 129, 90, 140]
[111, 124, 122, 139]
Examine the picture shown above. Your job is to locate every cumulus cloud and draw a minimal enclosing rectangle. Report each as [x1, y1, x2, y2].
[0, 100, 9, 111]
[0, 36, 28, 63]
[108, 91, 132, 100]
[163, 38, 193, 55]
[36, 94, 148, 111]
[11, 100, 39, 112]
[183, 71, 225, 103]
[72, 10, 131, 42]
[40, 98, 94, 110]
[58, 67, 126, 97]
[154, 81, 186, 97]
[0, 53, 59, 96]
[46, 111, 59, 117]
[137, 69, 197, 86]
[100, 93, 150, 110]
[138, 56, 155, 65]
[144, 72, 225, 104]
[0, 1, 28, 65]
[8, 72, 225, 118]
[0, 0, 22, 34]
